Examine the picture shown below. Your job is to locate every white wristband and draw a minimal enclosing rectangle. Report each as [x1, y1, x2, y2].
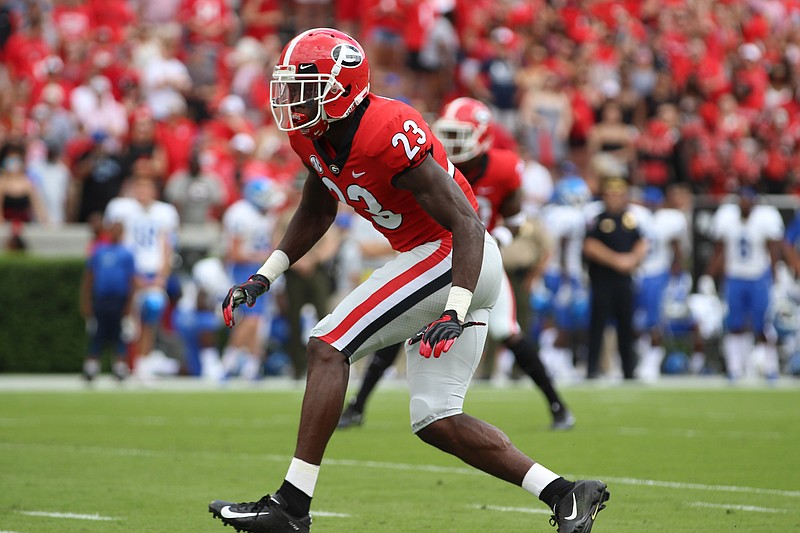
[445, 286, 473, 322]
[256, 249, 290, 284]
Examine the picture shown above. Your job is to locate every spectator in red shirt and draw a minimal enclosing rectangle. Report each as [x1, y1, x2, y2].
[28, 55, 74, 112]
[240, 0, 283, 42]
[89, 0, 137, 44]
[52, 0, 95, 50]
[179, 0, 235, 48]
[156, 96, 199, 180]
[200, 132, 260, 206]
[734, 43, 769, 112]
[635, 105, 679, 191]
[4, 9, 51, 83]
[121, 109, 167, 184]
[204, 94, 256, 146]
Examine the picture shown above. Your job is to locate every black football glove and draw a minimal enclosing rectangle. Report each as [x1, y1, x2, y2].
[222, 274, 270, 328]
[409, 310, 485, 358]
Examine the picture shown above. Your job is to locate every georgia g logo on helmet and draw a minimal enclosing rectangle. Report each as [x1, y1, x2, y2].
[331, 43, 363, 68]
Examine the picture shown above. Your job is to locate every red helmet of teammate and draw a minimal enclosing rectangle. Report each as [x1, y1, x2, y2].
[270, 28, 371, 139]
[433, 97, 495, 163]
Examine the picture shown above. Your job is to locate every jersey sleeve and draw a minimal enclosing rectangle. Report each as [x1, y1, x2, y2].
[222, 205, 244, 236]
[758, 206, 784, 241]
[709, 205, 732, 241]
[363, 102, 436, 182]
[500, 153, 524, 207]
[165, 204, 181, 249]
[665, 209, 688, 241]
[103, 198, 126, 223]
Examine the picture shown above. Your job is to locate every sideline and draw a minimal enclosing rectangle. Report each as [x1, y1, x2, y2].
[2, 374, 799, 393]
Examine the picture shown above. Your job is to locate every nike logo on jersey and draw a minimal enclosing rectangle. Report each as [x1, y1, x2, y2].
[564, 494, 578, 520]
[220, 506, 264, 519]
[352, 171, 366, 178]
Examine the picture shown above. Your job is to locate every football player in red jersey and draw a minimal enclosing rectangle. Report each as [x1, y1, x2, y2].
[210, 29, 608, 533]
[339, 97, 575, 431]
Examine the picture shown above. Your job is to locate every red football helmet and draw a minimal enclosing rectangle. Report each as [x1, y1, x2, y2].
[270, 28, 370, 139]
[432, 97, 495, 163]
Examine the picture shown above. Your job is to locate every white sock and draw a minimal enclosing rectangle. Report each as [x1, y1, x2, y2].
[689, 351, 705, 374]
[83, 358, 100, 376]
[643, 346, 665, 379]
[539, 345, 560, 379]
[200, 347, 224, 380]
[286, 457, 320, 497]
[540, 327, 557, 351]
[760, 343, 779, 377]
[522, 463, 560, 498]
[496, 348, 515, 379]
[222, 347, 242, 374]
[636, 334, 651, 359]
[724, 333, 749, 379]
[240, 353, 262, 380]
[555, 347, 574, 380]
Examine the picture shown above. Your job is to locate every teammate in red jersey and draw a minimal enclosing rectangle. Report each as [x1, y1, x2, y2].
[339, 97, 575, 432]
[209, 29, 608, 533]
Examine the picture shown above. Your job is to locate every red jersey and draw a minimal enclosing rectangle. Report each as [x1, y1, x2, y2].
[460, 148, 522, 232]
[289, 95, 478, 252]
[52, 3, 95, 43]
[156, 117, 199, 178]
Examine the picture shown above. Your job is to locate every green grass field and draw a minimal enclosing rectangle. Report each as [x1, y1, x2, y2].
[1, 377, 799, 532]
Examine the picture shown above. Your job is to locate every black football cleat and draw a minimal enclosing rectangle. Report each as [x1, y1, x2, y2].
[209, 493, 311, 532]
[550, 409, 576, 431]
[550, 480, 609, 532]
[337, 402, 364, 429]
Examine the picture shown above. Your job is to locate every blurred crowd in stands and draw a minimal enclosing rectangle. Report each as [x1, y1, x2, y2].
[3, 0, 800, 381]
[4, 0, 800, 228]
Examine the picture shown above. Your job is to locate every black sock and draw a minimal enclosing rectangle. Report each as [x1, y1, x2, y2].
[538, 477, 576, 509]
[277, 480, 311, 517]
[506, 336, 565, 409]
[352, 343, 401, 412]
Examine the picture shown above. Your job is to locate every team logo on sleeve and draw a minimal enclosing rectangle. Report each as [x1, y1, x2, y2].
[309, 155, 323, 175]
[331, 44, 363, 68]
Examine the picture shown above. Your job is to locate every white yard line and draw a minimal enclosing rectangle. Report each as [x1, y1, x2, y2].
[3, 441, 799, 500]
[592, 476, 800, 499]
[312, 511, 352, 518]
[471, 502, 793, 516]
[688, 502, 788, 514]
[468, 504, 551, 514]
[17, 511, 120, 521]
